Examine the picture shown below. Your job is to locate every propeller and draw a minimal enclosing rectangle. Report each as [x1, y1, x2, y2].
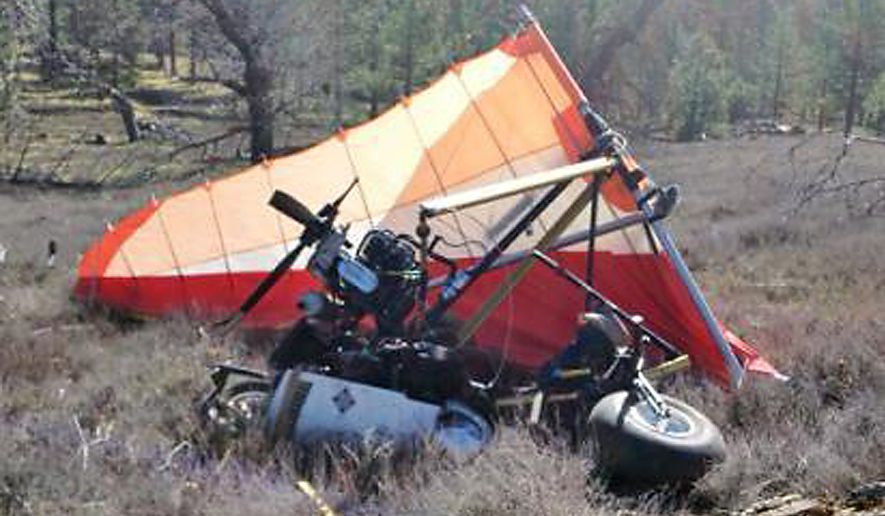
[212, 178, 359, 335]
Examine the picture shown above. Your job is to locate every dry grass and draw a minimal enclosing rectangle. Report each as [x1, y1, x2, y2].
[639, 133, 885, 509]
[1, 134, 884, 514]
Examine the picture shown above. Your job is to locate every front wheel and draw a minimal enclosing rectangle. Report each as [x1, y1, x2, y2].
[588, 391, 725, 485]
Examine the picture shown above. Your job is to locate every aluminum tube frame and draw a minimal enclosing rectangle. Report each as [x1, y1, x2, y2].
[426, 210, 650, 289]
[531, 249, 680, 358]
[575, 103, 745, 388]
[455, 179, 600, 345]
[419, 156, 615, 218]
[425, 180, 571, 324]
[640, 200, 745, 388]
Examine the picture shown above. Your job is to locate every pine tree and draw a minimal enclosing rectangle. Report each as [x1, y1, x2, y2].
[667, 33, 728, 141]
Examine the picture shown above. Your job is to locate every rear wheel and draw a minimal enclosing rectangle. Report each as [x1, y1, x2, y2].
[203, 380, 270, 439]
[588, 391, 725, 485]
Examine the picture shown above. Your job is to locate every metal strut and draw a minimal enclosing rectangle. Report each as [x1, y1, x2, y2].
[585, 173, 601, 309]
[419, 157, 616, 327]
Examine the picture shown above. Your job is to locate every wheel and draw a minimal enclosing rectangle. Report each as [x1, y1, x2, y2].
[432, 400, 494, 459]
[588, 390, 725, 485]
[202, 380, 270, 438]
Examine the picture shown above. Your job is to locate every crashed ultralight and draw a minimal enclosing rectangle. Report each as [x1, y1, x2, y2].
[75, 9, 778, 390]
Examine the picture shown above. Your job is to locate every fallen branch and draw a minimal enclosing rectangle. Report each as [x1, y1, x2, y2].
[10, 133, 35, 182]
[790, 134, 885, 216]
[167, 125, 248, 159]
[73, 415, 111, 472]
[790, 136, 853, 215]
[850, 134, 885, 146]
[157, 441, 192, 471]
[31, 323, 95, 337]
[3, 171, 105, 190]
[183, 75, 246, 97]
[49, 49, 193, 145]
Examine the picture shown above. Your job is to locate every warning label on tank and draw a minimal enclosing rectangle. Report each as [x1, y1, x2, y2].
[332, 387, 355, 414]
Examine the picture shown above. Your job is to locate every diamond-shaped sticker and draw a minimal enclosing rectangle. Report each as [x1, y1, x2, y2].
[332, 387, 355, 414]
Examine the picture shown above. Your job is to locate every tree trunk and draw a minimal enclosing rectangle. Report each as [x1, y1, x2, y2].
[369, 25, 380, 117]
[44, 0, 61, 81]
[3, 7, 20, 146]
[446, 0, 464, 55]
[110, 90, 140, 143]
[402, 0, 415, 95]
[367, 5, 382, 118]
[110, 0, 120, 87]
[112, 50, 120, 88]
[332, 0, 343, 125]
[189, 28, 198, 79]
[578, 0, 660, 103]
[67, 4, 80, 45]
[772, 34, 784, 120]
[245, 56, 273, 161]
[48, 0, 58, 51]
[843, 31, 862, 137]
[168, 27, 178, 77]
[198, 0, 275, 161]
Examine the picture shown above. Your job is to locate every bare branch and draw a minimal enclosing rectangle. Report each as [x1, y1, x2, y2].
[790, 136, 885, 217]
[196, 0, 253, 60]
[185, 75, 246, 96]
[167, 124, 247, 159]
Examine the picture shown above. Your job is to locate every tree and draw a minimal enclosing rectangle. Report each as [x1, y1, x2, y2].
[66, 0, 144, 88]
[667, 33, 728, 141]
[842, 1, 864, 137]
[1, 0, 26, 146]
[141, 0, 183, 76]
[38, 0, 63, 81]
[573, 0, 661, 107]
[863, 72, 885, 135]
[1, 2, 14, 120]
[767, 6, 791, 120]
[195, 0, 277, 161]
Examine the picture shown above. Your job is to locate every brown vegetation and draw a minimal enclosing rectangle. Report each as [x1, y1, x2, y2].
[1, 134, 884, 515]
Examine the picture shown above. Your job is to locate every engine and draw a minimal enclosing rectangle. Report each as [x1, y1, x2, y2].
[350, 230, 420, 332]
[307, 228, 420, 333]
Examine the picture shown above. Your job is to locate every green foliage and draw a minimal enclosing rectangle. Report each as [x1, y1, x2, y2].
[863, 72, 885, 134]
[0, 3, 13, 114]
[67, 0, 146, 88]
[3, 0, 885, 149]
[340, 0, 512, 118]
[667, 34, 729, 141]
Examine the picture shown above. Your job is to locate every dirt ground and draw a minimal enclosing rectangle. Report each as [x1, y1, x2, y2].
[1, 134, 883, 515]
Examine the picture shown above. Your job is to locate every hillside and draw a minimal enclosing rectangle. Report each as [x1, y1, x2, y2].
[1, 132, 883, 515]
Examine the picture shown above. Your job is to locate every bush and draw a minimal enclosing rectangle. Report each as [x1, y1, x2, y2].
[863, 72, 885, 134]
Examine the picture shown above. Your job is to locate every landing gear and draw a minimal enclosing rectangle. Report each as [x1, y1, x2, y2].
[589, 391, 725, 484]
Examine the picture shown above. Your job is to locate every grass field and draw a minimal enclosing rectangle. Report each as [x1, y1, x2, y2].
[1, 134, 884, 515]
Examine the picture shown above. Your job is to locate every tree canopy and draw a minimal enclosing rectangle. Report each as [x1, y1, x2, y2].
[2, 0, 884, 158]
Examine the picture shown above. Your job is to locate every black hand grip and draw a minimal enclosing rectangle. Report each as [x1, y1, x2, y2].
[269, 190, 320, 228]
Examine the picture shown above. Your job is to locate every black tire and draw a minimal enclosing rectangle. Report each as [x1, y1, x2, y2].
[588, 390, 725, 485]
[201, 380, 270, 439]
